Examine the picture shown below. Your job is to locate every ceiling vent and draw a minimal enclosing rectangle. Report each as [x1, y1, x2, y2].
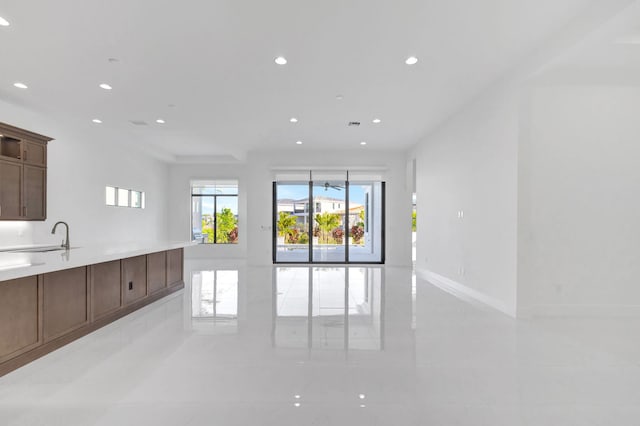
[348, 121, 361, 127]
[129, 120, 148, 126]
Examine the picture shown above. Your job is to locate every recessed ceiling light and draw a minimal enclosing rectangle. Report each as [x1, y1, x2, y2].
[0, 16, 10, 26]
[336, 95, 344, 100]
[156, 119, 166, 124]
[294, 403, 301, 407]
[13, 82, 28, 89]
[359, 394, 366, 399]
[275, 56, 287, 65]
[296, 140, 303, 145]
[372, 118, 381, 124]
[405, 56, 418, 65]
[99, 83, 112, 90]
[290, 117, 298, 123]
[360, 141, 367, 146]
[92, 119, 102, 124]
[294, 395, 301, 399]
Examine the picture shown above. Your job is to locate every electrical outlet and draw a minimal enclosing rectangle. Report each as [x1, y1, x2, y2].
[128, 281, 133, 290]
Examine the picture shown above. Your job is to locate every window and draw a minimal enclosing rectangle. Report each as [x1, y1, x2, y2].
[117, 188, 129, 207]
[191, 180, 238, 244]
[105, 186, 116, 206]
[105, 186, 145, 209]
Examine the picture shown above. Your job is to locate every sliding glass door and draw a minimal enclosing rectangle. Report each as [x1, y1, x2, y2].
[274, 182, 310, 263]
[312, 181, 346, 262]
[273, 178, 384, 264]
[348, 181, 384, 263]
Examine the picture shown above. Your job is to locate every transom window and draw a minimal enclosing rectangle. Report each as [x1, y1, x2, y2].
[105, 186, 145, 209]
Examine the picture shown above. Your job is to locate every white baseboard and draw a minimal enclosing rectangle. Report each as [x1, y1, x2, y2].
[416, 268, 516, 318]
[517, 304, 640, 318]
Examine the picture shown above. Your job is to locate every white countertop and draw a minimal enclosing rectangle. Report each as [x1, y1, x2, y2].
[0, 241, 195, 282]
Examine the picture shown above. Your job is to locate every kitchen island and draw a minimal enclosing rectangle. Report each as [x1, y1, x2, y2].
[0, 242, 193, 377]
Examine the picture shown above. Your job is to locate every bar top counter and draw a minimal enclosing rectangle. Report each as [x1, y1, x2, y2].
[0, 241, 195, 282]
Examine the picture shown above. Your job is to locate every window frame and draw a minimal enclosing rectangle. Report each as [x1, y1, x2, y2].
[106, 186, 145, 209]
[191, 181, 239, 245]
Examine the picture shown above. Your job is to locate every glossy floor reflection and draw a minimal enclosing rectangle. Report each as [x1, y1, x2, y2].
[1, 261, 639, 425]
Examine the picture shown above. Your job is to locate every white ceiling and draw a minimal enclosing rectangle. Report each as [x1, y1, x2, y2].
[0, 0, 622, 162]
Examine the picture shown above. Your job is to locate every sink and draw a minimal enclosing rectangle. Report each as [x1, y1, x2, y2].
[0, 262, 45, 271]
[7, 246, 74, 253]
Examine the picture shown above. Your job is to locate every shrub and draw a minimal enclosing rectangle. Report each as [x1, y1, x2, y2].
[350, 225, 364, 243]
[332, 227, 344, 244]
[299, 232, 309, 244]
[286, 228, 300, 244]
[228, 227, 238, 243]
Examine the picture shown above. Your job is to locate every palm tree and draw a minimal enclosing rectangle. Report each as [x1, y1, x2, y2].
[315, 212, 341, 244]
[277, 212, 297, 239]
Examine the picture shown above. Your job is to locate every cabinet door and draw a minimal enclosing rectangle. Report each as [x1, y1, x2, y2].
[122, 256, 147, 305]
[147, 252, 167, 295]
[91, 260, 122, 321]
[166, 248, 183, 287]
[0, 276, 41, 363]
[0, 159, 22, 219]
[23, 165, 46, 220]
[23, 140, 46, 166]
[43, 267, 89, 342]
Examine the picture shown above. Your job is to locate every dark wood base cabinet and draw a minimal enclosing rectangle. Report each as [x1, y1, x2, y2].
[0, 248, 183, 377]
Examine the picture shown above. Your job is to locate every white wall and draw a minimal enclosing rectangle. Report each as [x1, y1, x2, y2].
[168, 164, 248, 259]
[518, 85, 640, 315]
[169, 149, 413, 266]
[0, 100, 170, 247]
[412, 81, 520, 317]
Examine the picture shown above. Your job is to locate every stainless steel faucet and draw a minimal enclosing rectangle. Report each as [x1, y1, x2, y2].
[51, 221, 70, 250]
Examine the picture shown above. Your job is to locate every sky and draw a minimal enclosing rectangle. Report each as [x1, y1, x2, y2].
[277, 183, 368, 205]
[199, 196, 238, 215]
[194, 182, 373, 220]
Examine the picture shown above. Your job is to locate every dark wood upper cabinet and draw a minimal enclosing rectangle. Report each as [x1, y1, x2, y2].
[0, 122, 52, 221]
[23, 140, 47, 166]
[23, 165, 46, 220]
[0, 159, 22, 219]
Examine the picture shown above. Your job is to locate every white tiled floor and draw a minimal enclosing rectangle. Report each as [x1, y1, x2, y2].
[1, 261, 639, 425]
